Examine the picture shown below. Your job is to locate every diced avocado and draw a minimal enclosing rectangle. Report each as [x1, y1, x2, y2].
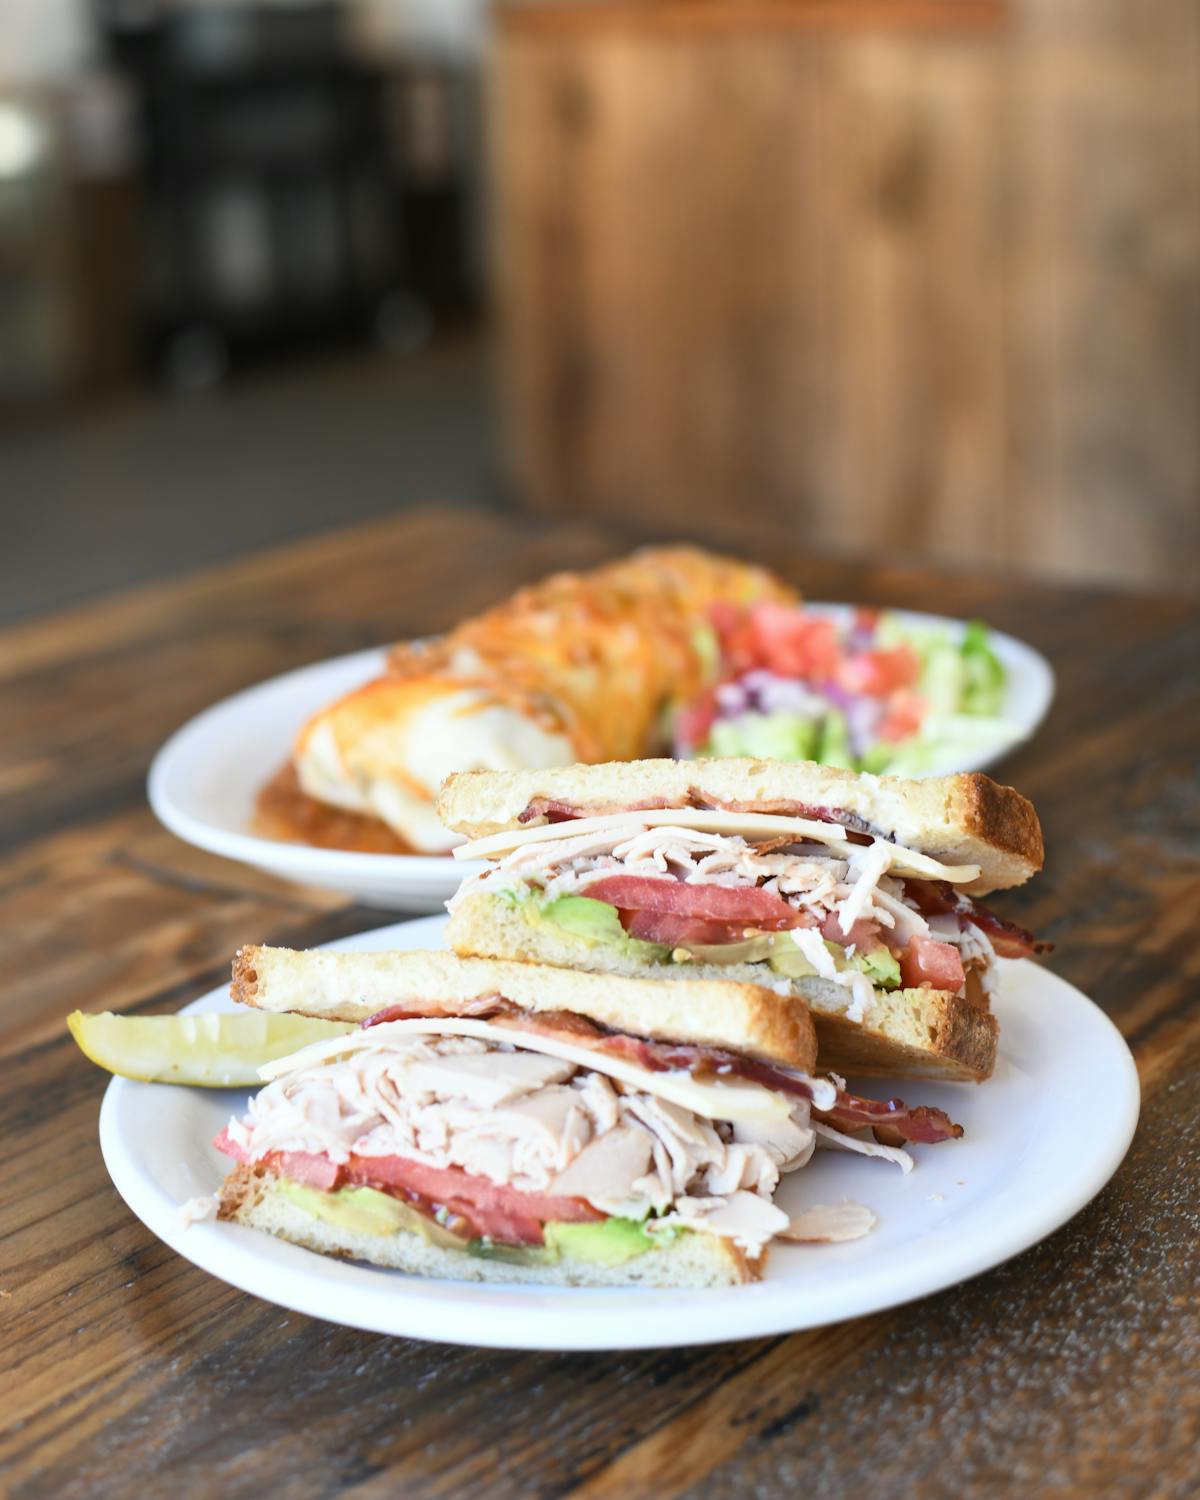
[277, 1182, 468, 1249]
[706, 711, 820, 763]
[532, 894, 670, 964]
[920, 641, 966, 717]
[816, 710, 856, 769]
[859, 742, 895, 775]
[853, 946, 902, 989]
[690, 620, 721, 681]
[544, 1217, 659, 1266]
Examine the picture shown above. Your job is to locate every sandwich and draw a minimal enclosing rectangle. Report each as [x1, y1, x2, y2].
[212, 947, 962, 1287]
[440, 759, 1048, 1083]
[264, 547, 793, 853]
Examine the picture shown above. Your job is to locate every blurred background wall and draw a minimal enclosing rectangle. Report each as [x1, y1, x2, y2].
[1, 0, 1196, 615]
[491, 0, 1199, 590]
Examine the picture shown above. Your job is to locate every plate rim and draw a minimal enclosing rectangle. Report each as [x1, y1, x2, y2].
[97, 916, 1138, 1352]
[146, 607, 1057, 887]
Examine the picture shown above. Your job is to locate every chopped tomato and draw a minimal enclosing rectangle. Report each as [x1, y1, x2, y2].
[878, 689, 927, 743]
[853, 607, 882, 635]
[674, 685, 719, 751]
[841, 645, 921, 698]
[899, 935, 965, 991]
[749, 606, 841, 681]
[708, 601, 763, 676]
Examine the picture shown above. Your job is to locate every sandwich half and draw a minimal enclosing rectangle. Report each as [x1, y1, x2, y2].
[213, 948, 962, 1287]
[440, 759, 1048, 1084]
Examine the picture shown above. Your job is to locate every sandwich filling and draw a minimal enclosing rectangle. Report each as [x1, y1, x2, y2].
[450, 809, 1046, 1021]
[213, 1012, 958, 1262]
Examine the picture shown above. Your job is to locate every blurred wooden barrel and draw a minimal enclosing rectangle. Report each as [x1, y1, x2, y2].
[489, 0, 1199, 590]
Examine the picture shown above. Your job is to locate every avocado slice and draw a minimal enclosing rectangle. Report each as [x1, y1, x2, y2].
[469, 1217, 671, 1268]
[543, 1217, 659, 1265]
[278, 1181, 468, 1249]
[467, 1240, 559, 1267]
[533, 894, 671, 964]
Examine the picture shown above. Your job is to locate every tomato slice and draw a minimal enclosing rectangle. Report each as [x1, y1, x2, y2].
[345, 1156, 602, 1245]
[213, 1130, 603, 1244]
[622, 909, 754, 947]
[582, 875, 803, 930]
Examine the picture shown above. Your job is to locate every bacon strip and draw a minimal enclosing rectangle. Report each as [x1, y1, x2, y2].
[593, 1038, 962, 1144]
[905, 879, 1051, 958]
[514, 794, 878, 839]
[359, 1000, 963, 1145]
[517, 799, 579, 825]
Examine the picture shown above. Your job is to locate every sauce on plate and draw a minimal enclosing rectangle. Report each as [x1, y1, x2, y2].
[254, 762, 423, 856]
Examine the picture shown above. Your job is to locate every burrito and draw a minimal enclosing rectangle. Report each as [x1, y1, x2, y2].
[263, 547, 794, 853]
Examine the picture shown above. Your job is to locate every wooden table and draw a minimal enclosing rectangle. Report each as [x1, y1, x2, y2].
[3, 507, 1197, 1498]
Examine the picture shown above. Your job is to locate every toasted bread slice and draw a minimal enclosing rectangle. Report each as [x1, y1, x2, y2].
[218, 1163, 761, 1287]
[232, 945, 817, 1073]
[437, 758, 1042, 894]
[446, 892, 997, 1083]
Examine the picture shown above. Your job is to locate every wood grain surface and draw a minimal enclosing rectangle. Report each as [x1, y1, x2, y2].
[489, 1, 1200, 590]
[1, 506, 1197, 1499]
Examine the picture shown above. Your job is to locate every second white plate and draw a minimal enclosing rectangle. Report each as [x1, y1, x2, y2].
[98, 915, 1137, 1352]
[147, 611, 1054, 912]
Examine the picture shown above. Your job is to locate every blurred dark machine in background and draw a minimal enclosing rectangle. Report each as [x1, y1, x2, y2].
[0, 1, 480, 402]
[102, 1, 474, 387]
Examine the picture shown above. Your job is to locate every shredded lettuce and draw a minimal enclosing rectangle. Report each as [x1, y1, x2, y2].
[960, 619, 1007, 715]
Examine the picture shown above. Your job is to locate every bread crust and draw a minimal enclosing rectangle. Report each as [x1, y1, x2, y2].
[437, 757, 1043, 894]
[446, 892, 997, 1083]
[231, 944, 817, 1072]
[217, 1163, 761, 1287]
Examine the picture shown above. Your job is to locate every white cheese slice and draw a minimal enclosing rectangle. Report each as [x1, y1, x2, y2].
[257, 1016, 794, 1124]
[452, 808, 980, 883]
[453, 809, 849, 861]
[877, 845, 980, 883]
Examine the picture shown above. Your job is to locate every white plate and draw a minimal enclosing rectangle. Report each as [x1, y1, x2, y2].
[147, 647, 483, 911]
[98, 915, 1137, 1352]
[147, 612, 1054, 912]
